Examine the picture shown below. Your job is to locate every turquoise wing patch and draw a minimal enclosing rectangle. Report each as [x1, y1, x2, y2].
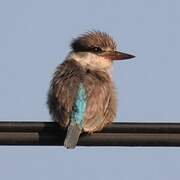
[71, 83, 86, 127]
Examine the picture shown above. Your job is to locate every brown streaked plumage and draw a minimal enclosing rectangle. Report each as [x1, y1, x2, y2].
[48, 59, 116, 132]
[47, 30, 135, 148]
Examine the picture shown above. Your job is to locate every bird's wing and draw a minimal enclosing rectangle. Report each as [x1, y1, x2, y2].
[82, 71, 114, 132]
[47, 60, 85, 128]
[83, 82, 109, 132]
[103, 86, 117, 124]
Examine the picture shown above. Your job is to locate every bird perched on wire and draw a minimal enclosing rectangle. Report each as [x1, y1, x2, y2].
[47, 31, 135, 149]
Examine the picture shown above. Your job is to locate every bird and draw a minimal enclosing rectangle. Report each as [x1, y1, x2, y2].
[47, 31, 135, 149]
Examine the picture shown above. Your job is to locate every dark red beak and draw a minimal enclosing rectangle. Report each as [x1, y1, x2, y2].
[100, 51, 135, 61]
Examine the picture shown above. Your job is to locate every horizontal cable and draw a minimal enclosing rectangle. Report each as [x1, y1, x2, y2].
[0, 122, 180, 146]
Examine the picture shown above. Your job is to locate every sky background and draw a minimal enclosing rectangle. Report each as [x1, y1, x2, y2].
[0, 0, 180, 179]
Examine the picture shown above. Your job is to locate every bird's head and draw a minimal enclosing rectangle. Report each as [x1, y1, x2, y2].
[68, 31, 135, 70]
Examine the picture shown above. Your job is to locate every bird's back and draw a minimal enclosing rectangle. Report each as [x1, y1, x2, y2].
[47, 59, 117, 133]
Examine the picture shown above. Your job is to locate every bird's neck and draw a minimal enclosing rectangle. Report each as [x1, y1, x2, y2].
[67, 52, 112, 72]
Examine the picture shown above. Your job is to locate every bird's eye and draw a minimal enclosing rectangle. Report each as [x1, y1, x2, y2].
[92, 46, 102, 52]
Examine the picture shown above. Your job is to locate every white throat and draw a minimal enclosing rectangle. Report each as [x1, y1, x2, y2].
[67, 52, 112, 71]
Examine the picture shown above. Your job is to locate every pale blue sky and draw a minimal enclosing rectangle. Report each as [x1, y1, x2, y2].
[0, 0, 180, 179]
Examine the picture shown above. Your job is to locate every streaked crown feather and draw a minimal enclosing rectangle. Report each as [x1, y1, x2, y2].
[71, 31, 117, 52]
